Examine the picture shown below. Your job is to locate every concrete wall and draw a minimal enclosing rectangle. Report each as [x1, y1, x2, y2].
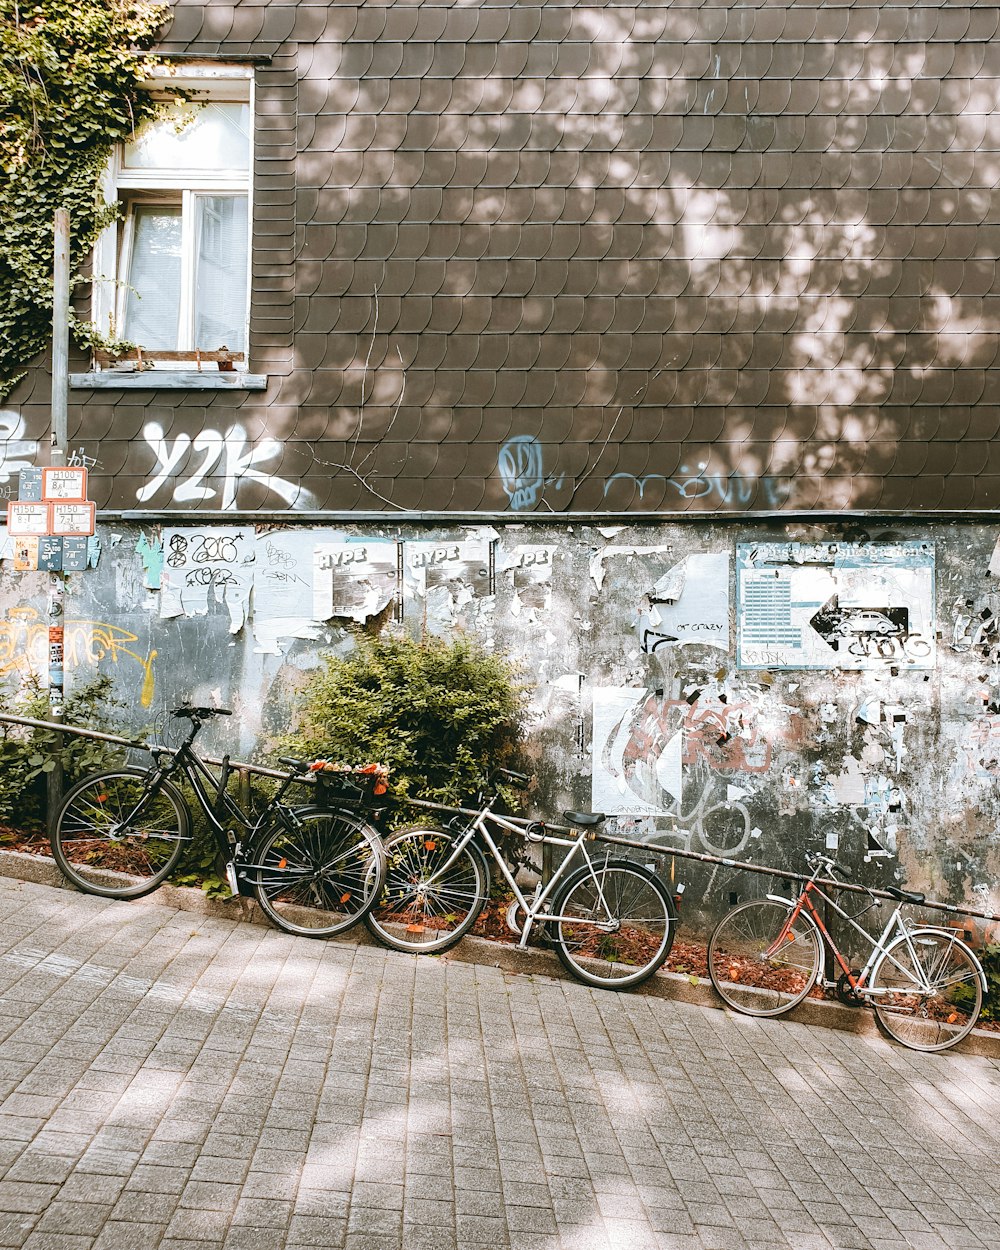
[1, 515, 998, 932]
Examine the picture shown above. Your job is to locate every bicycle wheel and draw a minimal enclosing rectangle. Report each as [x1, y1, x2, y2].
[365, 826, 489, 953]
[252, 807, 385, 938]
[52, 767, 189, 899]
[551, 859, 676, 990]
[708, 899, 822, 1016]
[869, 929, 984, 1052]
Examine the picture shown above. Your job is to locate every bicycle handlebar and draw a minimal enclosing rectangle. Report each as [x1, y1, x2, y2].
[172, 705, 232, 721]
[493, 768, 531, 790]
[807, 852, 853, 880]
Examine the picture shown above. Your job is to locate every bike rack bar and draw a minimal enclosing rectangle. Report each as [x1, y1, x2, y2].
[3, 711, 996, 926]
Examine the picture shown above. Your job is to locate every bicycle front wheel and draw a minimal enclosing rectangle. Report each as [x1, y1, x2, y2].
[551, 859, 676, 990]
[365, 827, 489, 953]
[253, 808, 385, 938]
[52, 767, 190, 899]
[708, 899, 822, 1016]
[869, 929, 984, 1052]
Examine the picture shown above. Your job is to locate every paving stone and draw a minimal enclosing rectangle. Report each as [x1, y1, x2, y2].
[1, 878, 1000, 1250]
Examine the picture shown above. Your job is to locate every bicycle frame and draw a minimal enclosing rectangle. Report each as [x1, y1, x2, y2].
[431, 801, 625, 949]
[767, 877, 987, 998]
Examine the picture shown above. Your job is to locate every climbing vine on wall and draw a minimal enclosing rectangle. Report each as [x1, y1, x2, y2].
[0, 0, 166, 397]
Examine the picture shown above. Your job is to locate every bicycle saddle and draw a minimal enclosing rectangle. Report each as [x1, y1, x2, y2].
[563, 811, 606, 827]
[886, 885, 925, 905]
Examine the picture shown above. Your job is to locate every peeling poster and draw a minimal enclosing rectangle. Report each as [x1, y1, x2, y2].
[313, 542, 397, 623]
[160, 527, 254, 633]
[252, 530, 325, 654]
[500, 545, 554, 618]
[736, 542, 935, 671]
[640, 553, 730, 653]
[591, 687, 681, 817]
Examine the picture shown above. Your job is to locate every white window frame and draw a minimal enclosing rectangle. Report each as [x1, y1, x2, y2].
[91, 64, 254, 371]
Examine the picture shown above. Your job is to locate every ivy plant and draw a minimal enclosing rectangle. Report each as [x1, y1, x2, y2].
[0, 0, 166, 397]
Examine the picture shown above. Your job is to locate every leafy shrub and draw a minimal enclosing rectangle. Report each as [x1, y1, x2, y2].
[975, 942, 1000, 1022]
[0, 675, 125, 832]
[280, 633, 532, 812]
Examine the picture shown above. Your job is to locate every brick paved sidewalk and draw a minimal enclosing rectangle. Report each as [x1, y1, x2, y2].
[1, 876, 999, 1250]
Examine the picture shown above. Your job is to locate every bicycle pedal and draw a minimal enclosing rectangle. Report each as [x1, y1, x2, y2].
[224, 861, 240, 896]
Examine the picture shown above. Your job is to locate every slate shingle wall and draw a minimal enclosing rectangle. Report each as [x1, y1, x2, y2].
[42, 1, 1000, 511]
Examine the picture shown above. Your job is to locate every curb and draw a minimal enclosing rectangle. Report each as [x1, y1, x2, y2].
[2, 848, 998, 1060]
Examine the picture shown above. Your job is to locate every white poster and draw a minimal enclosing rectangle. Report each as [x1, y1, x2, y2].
[160, 527, 254, 633]
[591, 687, 681, 817]
[252, 530, 326, 654]
[640, 552, 730, 652]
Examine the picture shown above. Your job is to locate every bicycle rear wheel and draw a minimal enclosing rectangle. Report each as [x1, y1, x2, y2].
[365, 826, 489, 953]
[551, 859, 676, 990]
[869, 929, 984, 1052]
[52, 767, 189, 899]
[252, 808, 385, 938]
[708, 899, 822, 1016]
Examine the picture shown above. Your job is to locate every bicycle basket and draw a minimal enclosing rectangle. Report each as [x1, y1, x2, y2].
[309, 761, 390, 805]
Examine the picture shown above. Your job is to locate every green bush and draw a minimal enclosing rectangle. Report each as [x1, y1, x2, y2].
[0, 675, 125, 832]
[975, 942, 1000, 1022]
[280, 633, 532, 812]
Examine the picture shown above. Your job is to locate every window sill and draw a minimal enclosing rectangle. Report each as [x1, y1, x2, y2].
[69, 371, 268, 391]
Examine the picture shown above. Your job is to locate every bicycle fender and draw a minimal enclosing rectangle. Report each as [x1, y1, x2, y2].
[765, 893, 799, 908]
[908, 927, 988, 993]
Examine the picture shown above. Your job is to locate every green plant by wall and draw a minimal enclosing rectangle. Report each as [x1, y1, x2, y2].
[0, 675, 125, 832]
[280, 633, 532, 814]
[0, 0, 166, 397]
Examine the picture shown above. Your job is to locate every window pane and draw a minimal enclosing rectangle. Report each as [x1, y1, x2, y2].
[122, 204, 182, 349]
[194, 195, 248, 352]
[124, 101, 250, 172]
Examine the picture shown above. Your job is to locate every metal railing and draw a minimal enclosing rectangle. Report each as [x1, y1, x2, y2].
[2, 710, 997, 928]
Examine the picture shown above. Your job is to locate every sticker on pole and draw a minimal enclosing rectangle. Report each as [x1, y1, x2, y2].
[7, 501, 50, 536]
[42, 467, 88, 501]
[50, 501, 95, 537]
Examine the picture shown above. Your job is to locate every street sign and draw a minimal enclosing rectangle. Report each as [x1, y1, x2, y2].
[61, 536, 88, 571]
[50, 501, 95, 537]
[17, 468, 42, 502]
[7, 501, 50, 536]
[37, 536, 63, 570]
[42, 466, 87, 501]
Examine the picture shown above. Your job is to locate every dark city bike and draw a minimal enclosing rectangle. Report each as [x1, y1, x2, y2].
[51, 704, 386, 939]
[367, 770, 677, 990]
[708, 853, 986, 1052]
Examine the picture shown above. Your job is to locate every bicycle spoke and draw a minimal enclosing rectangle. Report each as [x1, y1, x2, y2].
[870, 931, 983, 1051]
[253, 811, 384, 938]
[52, 770, 188, 899]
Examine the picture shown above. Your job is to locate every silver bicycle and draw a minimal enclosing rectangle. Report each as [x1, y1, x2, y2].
[366, 770, 678, 990]
[708, 853, 987, 1052]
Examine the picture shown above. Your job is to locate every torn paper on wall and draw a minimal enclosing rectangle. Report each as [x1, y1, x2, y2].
[591, 687, 679, 817]
[313, 541, 397, 623]
[0, 525, 11, 562]
[160, 527, 254, 633]
[405, 537, 492, 623]
[499, 545, 555, 618]
[639, 553, 730, 653]
[135, 532, 163, 589]
[589, 545, 676, 591]
[252, 529, 328, 654]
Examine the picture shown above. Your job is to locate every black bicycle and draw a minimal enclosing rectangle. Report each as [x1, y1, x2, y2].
[50, 705, 386, 939]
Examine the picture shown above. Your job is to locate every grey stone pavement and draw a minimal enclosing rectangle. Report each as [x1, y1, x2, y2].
[2, 876, 1000, 1250]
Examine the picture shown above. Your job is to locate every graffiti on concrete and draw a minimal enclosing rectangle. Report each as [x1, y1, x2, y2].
[0, 606, 156, 706]
[137, 421, 316, 510]
[499, 436, 566, 511]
